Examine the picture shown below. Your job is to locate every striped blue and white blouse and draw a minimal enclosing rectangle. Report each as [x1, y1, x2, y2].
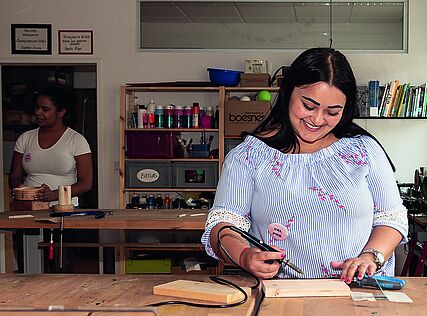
[202, 135, 408, 278]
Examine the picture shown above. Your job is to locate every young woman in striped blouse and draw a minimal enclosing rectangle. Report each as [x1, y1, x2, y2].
[202, 48, 408, 283]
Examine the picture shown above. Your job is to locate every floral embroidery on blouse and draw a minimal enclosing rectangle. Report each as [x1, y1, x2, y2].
[309, 186, 345, 209]
[271, 154, 284, 177]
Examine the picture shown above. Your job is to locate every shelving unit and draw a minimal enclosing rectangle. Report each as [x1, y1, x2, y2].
[119, 85, 225, 209]
[119, 85, 227, 275]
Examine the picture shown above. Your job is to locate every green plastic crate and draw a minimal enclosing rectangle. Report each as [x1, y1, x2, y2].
[125, 258, 172, 274]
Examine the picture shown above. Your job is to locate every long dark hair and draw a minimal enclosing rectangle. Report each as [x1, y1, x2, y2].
[250, 47, 395, 171]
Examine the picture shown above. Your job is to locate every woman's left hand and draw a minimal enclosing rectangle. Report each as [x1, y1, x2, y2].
[35, 184, 56, 202]
[330, 256, 377, 284]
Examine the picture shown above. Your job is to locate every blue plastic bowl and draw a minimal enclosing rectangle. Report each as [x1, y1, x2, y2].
[207, 68, 242, 86]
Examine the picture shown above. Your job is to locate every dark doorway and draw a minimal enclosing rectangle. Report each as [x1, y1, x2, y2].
[2, 64, 98, 208]
[2, 64, 99, 273]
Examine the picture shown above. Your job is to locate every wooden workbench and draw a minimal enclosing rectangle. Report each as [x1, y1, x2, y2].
[0, 274, 261, 316]
[258, 277, 427, 316]
[0, 209, 211, 274]
[0, 209, 207, 230]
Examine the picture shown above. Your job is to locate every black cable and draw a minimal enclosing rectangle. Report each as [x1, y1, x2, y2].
[145, 225, 261, 308]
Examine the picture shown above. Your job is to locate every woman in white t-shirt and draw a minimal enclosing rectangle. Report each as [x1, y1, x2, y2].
[9, 88, 93, 206]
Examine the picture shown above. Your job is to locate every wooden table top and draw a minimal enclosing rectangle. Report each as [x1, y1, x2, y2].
[258, 277, 427, 316]
[0, 209, 207, 230]
[0, 274, 260, 316]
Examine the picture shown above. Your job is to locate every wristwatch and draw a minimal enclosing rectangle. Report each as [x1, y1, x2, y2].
[360, 249, 385, 270]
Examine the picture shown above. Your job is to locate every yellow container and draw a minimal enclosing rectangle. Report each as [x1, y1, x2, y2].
[125, 258, 172, 274]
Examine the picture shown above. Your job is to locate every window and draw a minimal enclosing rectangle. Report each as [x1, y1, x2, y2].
[139, 1, 407, 51]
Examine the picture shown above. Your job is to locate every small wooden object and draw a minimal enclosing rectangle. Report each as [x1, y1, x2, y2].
[53, 185, 74, 212]
[262, 279, 351, 298]
[153, 279, 251, 304]
[10, 187, 49, 211]
[13, 186, 41, 201]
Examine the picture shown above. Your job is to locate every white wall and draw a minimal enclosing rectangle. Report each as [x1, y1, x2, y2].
[1, 0, 427, 208]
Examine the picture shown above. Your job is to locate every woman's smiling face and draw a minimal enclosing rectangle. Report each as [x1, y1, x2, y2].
[289, 81, 346, 151]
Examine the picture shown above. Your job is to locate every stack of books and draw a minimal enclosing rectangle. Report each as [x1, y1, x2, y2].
[367, 80, 427, 118]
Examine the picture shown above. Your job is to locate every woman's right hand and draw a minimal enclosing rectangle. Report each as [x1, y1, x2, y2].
[239, 246, 285, 279]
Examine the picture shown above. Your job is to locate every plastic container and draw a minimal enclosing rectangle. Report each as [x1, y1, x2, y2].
[174, 105, 184, 128]
[125, 161, 172, 188]
[190, 144, 210, 158]
[126, 258, 171, 274]
[207, 68, 242, 86]
[172, 162, 218, 188]
[126, 131, 176, 158]
[192, 102, 200, 128]
[154, 105, 164, 128]
[183, 106, 192, 128]
[164, 105, 174, 128]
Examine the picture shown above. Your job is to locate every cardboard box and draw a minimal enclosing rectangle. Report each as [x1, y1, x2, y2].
[225, 101, 270, 137]
[240, 73, 270, 87]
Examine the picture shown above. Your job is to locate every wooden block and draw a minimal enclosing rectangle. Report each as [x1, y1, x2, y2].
[52, 204, 74, 212]
[262, 279, 351, 298]
[9, 200, 49, 211]
[153, 279, 251, 304]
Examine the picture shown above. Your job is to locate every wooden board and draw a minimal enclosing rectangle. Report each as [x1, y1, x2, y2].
[9, 200, 49, 211]
[153, 279, 251, 304]
[262, 279, 351, 298]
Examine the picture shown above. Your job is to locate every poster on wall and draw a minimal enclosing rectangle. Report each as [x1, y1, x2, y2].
[58, 30, 93, 55]
[11, 24, 52, 55]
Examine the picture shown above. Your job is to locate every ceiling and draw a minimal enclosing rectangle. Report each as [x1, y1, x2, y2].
[140, 1, 404, 24]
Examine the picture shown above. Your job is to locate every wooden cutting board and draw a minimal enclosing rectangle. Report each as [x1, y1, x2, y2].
[263, 279, 351, 298]
[153, 279, 251, 304]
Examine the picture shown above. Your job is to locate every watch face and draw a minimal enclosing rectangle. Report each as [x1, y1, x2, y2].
[376, 251, 385, 263]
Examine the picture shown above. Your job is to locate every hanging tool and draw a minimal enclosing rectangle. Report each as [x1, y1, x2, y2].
[59, 216, 64, 270]
[48, 229, 54, 260]
[355, 274, 406, 290]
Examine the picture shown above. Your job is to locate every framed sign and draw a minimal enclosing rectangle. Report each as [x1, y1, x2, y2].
[58, 30, 93, 55]
[11, 24, 52, 55]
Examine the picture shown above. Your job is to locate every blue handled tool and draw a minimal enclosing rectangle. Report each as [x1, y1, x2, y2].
[355, 275, 406, 290]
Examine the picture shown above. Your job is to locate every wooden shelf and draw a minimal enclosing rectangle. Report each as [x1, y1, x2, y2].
[124, 188, 216, 192]
[125, 128, 219, 132]
[355, 117, 427, 119]
[124, 86, 220, 92]
[225, 87, 280, 92]
[38, 242, 205, 251]
[125, 158, 219, 162]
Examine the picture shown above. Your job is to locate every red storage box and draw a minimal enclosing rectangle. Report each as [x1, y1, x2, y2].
[126, 131, 177, 158]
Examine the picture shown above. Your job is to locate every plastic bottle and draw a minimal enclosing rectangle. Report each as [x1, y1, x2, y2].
[146, 99, 156, 128]
[147, 194, 155, 209]
[154, 105, 164, 128]
[140, 194, 147, 209]
[137, 105, 147, 128]
[164, 105, 174, 128]
[201, 106, 214, 128]
[155, 194, 163, 209]
[183, 106, 192, 128]
[174, 105, 184, 128]
[164, 194, 171, 209]
[192, 102, 200, 128]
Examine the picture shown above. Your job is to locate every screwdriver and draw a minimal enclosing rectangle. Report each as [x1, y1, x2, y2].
[48, 229, 54, 260]
[355, 274, 406, 290]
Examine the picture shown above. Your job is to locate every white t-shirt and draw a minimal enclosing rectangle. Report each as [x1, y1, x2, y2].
[14, 127, 91, 206]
